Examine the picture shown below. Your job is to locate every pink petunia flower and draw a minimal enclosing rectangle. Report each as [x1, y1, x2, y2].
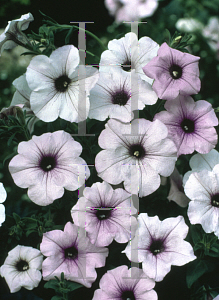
[71, 181, 138, 247]
[142, 42, 201, 100]
[0, 182, 7, 226]
[154, 95, 218, 156]
[40, 222, 109, 287]
[0, 245, 43, 293]
[122, 213, 196, 282]
[95, 118, 177, 197]
[9, 130, 90, 206]
[184, 164, 219, 238]
[92, 265, 158, 300]
[104, 0, 158, 24]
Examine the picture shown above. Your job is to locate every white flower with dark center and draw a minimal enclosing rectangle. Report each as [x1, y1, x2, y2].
[0, 245, 43, 293]
[88, 67, 157, 122]
[100, 32, 159, 84]
[0, 13, 33, 54]
[0, 182, 7, 226]
[26, 45, 99, 123]
[95, 118, 177, 197]
[184, 164, 219, 238]
[123, 213, 196, 282]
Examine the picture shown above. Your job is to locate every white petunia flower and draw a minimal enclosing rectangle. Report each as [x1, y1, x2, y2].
[88, 67, 157, 122]
[123, 213, 196, 282]
[0, 182, 7, 226]
[0, 13, 33, 54]
[184, 164, 219, 238]
[26, 45, 99, 123]
[0, 245, 43, 293]
[99, 32, 159, 84]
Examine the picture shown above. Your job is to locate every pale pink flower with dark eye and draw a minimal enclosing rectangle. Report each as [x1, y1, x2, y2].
[100, 32, 159, 85]
[8, 130, 90, 206]
[0, 245, 43, 293]
[95, 118, 177, 197]
[0, 13, 33, 54]
[122, 213, 196, 282]
[40, 222, 109, 287]
[71, 181, 138, 247]
[167, 168, 190, 207]
[26, 45, 99, 123]
[92, 265, 158, 300]
[143, 42, 201, 100]
[88, 67, 157, 122]
[154, 95, 218, 156]
[184, 164, 219, 238]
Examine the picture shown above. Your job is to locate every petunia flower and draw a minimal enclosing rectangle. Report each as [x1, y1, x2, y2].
[71, 181, 138, 247]
[0, 13, 33, 54]
[104, 0, 158, 24]
[167, 167, 190, 207]
[100, 32, 159, 84]
[95, 118, 177, 197]
[88, 67, 157, 122]
[8, 130, 90, 206]
[92, 265, 158, 300]
[202, 17, 219, 59]
[122, 213, 196, 282]
[40, 222, 109, 287]
[142, 42, 201, 100]
[0, 245, 43, 293]
[10, 74, 38, 133]
[175, 18, 204, 33]
[26, 45, 99, 123]
[0, 182, 7, 226]
[154, 95, 218, 156]
[184, 164, 219, 238]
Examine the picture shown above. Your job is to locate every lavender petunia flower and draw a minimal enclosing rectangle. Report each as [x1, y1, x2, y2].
[40, 222, 109, 287]
[92, 265, 158, 300]
[26, 45, 99, 123]
[100, 32, 159, 84]
[71, 181, 138, 247]
[0, 13, 33, 54]
[123, 213, 196, 282]
[0, 182, 7, 226]
[184, 165, 219, 238]
[143, 42, 201, 100]
[0, 245, 43, 293]
[88, 67, 157, 122]
[154, 95, 218, 156]
[95, 118, 177, 197]
[9, 130, 90, 206]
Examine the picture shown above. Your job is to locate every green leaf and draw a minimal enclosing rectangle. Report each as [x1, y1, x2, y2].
[66, 281, 83, 292]
[51, 296, 63, 300]
[186, 259, 216, 288]
[61, 272, 65, 281]
[190, 225, 203, 245]
[13, 213, 20, 224]
[65, 26, 75, 44]
[44, 279, 60, 290]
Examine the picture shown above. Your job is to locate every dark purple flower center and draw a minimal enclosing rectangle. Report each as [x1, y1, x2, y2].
[95, 208, 113, 220]
[64, 246, 78, 259]
[129, 144, 146, 159]
[211, 193, 219, 207]
[111, 89, 130, 106]
[180, 118, 195, 133]
[122, 59, 131, 71]
[121, 290, 135, 300]
[169, 64, 182, 79]
[149, 239, 165, 256]
[16, 259, 29, 272]
[55, 75, 71, 92]
[39, 155, 57, 172]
